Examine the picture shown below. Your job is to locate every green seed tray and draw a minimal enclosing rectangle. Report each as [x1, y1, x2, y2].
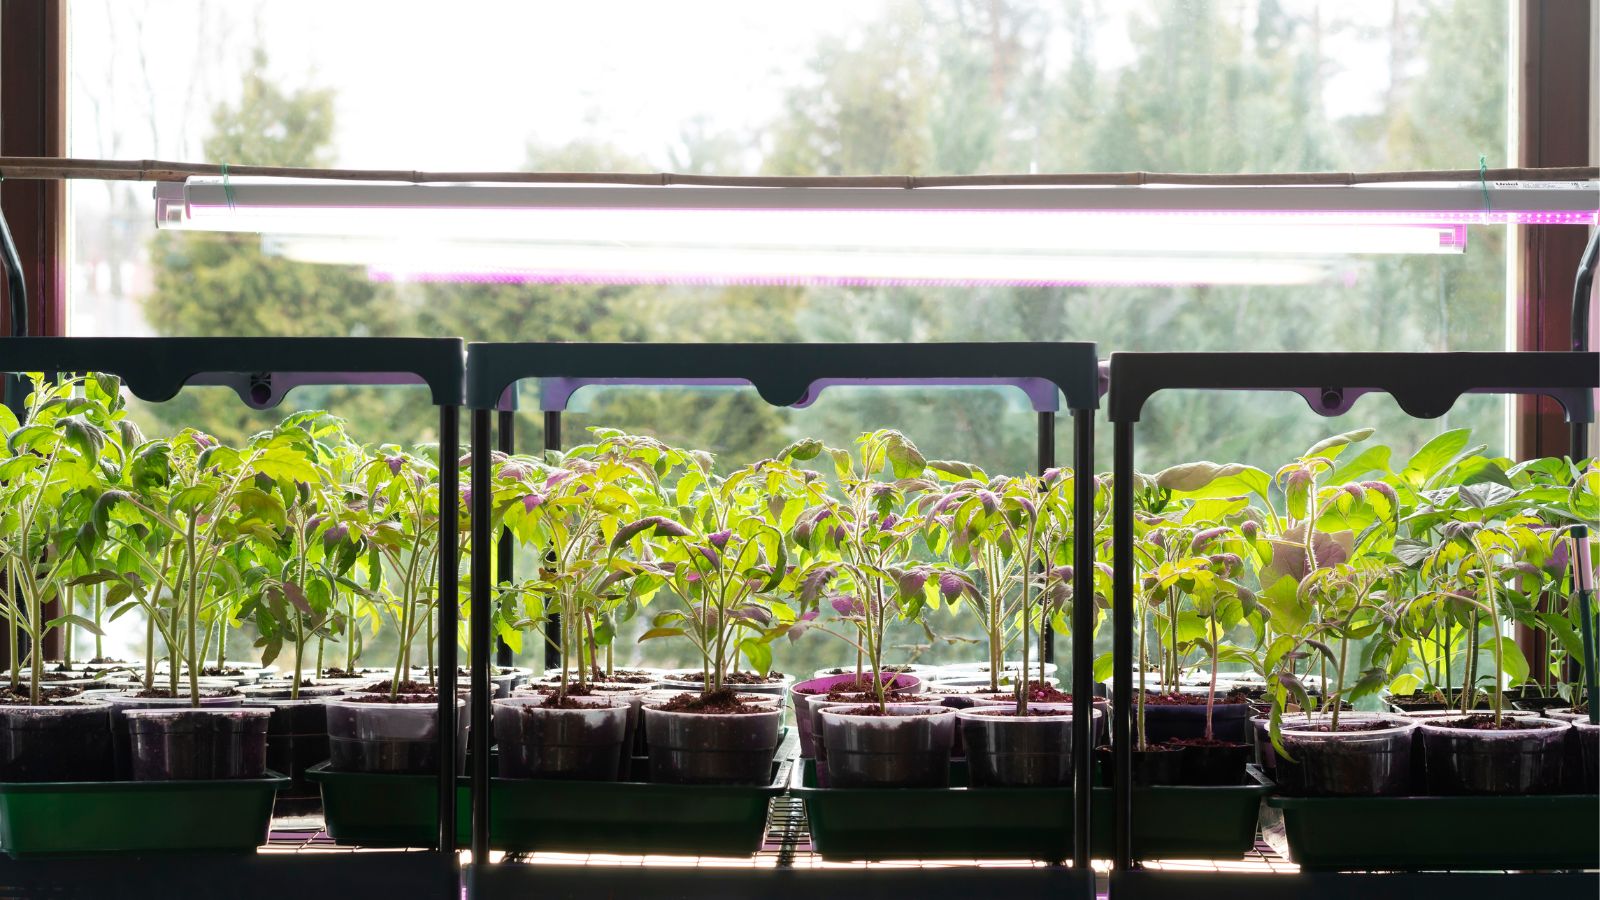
[1262, 792, 1600, 871]
[793, 761, 1270, 862]
[0, 773, 287, 857]
[311, 729, 794, 855]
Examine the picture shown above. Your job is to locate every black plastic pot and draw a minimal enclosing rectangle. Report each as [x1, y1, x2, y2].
[1575, 721, 1598, 793]
[1419, 716, 1569, 795]
[1274, 716, 1416, 796]
[492, 696, 629, 780]
[1094, 744, 1183, 786]
[1173, 739, 1249, 785]
[958, 707, 1086, 787]
[817, 705, 956, 789]
[642, 704, 781, 785]
[124, 708, 270, 780]
[236, 684, 345, 803]
[514, 683, 652, 758]
[0, 701, 114, 782]
[1512, 695, 1575, 714]
[1139, 699, 1253, 743]
[325, 697, 467, 774]
[101, 690, 243, 778]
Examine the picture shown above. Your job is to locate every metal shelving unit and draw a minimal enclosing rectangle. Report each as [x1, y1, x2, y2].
[464, 341, 1101, 898]
[1106, 348, 1600, 900]
[0, 335, 466, 900]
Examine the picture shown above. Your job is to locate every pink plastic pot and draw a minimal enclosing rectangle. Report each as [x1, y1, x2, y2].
[789, 672, 924, 759]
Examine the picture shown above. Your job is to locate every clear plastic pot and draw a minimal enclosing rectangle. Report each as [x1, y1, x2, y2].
[1273, 715, 1418, 796]
[1419, 716, 1571, 795]
[0, 701, 114, 782]
[656, 671, 794, 696]
[642, 703, 781, 785]
[958, 705, 1101, 788]
[790, 672, 925, 758]
[325, 696, 467, 775]
[235, 684, 346, 799]
[124, 707, 270, 780]
[492, 696, 629, 780]
[1573, 720, 1598, 793]
[101, 690, 243, 778]
[818, 704, 956, 789]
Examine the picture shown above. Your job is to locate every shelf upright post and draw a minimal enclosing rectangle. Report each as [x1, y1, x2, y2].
[469, 409, 492, 866]
[496, 409, 515, 668]
[1039, 411, 1057, 666]
[543, 409, 563, 672]
[1070, 406, 1095, 885]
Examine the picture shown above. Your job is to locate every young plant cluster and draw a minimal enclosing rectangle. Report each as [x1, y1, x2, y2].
[1127, 428, 1596, 751]
[0, 374, 449, 705]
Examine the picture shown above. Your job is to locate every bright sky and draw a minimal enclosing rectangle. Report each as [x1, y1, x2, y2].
[68, 0, 884, 170]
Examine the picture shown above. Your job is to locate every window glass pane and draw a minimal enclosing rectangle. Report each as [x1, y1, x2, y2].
[68, 1, 1516, 672]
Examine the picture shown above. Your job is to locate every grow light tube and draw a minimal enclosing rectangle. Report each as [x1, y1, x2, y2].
[155, 179, 1600, 229]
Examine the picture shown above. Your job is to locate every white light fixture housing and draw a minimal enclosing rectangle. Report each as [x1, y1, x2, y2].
[154, 178, 1598, 287]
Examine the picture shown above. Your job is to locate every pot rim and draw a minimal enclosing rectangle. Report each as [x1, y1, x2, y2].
[955, 705, 1094, 722]
[1277, 715, 1417, 737]
[0, 698, 112, 713]
[123, 706, 272, 721]
[641, 703, 782, 718]
[326, 696, 466, 711]
[1415, 715, 1572, 735]
[493, 695, 628, 711]
[817, 703, 958, 724]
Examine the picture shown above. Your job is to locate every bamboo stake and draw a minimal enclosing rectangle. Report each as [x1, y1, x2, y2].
[0, 156, 1594, 187]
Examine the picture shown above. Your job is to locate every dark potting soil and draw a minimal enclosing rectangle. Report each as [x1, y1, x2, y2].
[528, 683, 596, 696]
[671, 671, 785, 685]
[199, 667, 247, 677]
[563, 666, 653, 684]
[829, 705, 941, 718]
[977, 707, 1073, 718]
[30, 671, 76, 683]
[353, 679, 436, 695]
[539, 693, 602, 709]
[1166, 736, 1247, 749]
[0, 686, 87, 705]
[802, 677, 891, 695]
[1011, 682, 1072, 703]
[824, 664, 916, 675]
[87, 657, 129, 665]
[1141, 690, 1252, 706]
[320, 667, 383, 679]
[133, 687, 238, 699]
[655, 689, 770, 715]
[1436, 714, 1554, 731]
[1284, 719, 1395, 734]
[823, 687, 912, 702]
[344, 692, 437, 704]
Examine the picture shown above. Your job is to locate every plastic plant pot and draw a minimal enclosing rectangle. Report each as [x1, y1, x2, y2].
[124, 707, 270, 780]
[957, 705, 1100, 788]
[939, 660, 1060, 677]
[0, 701, 114, 782]
[1094, 744, 1184, 786]
[972, 694, 1111, 745]
[1170, 739, 1251, 785]
[492, 696, 629, 781]
[809, 694, 945, 785]
[325, 696, 467, 775]
[101, 690, 243, 778]
[1138, 696, 1255, 744]
[642, 702, 782, 786]
[818, 704, 957, 789]
[790, 672, 924, 758]
[235, 683, 346, 802]
[1419, 716, 1571, 795]
[1272, 716, 1417, 796]
[513, 683, 654, 758]
[1574, 720, 1599, 793]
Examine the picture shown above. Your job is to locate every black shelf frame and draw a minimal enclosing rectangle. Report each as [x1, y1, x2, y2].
[0, 335, 467, 899]
[465, 341, 1101, 896]
[1106, 348, 1600, 899]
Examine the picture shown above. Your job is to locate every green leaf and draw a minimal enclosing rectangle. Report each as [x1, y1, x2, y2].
[253, 447, 321, 484]
[1494, 636, 1530, 685]
[1401, 429, 1471, 486]
[46, 613, 105, 637]
[1328, 445, 1391, 483]
[1155, 462, 1270, 500]
[1092, 652, 1116, 684]
[739, 637, 773, 675]
[1259, 575, 1312, 633]
[637, 627, 687, 642]
[1304, 428, 1374, 460]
